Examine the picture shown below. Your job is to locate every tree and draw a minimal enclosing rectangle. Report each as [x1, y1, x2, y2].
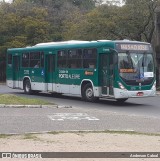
[0, 0, 51, 50]
[121, 0, 160, 43]
[63, 5, 124, 40]
[69, 0, 96, 11]
[64, 0, 160, 43]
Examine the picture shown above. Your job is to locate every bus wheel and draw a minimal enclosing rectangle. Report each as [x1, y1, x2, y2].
[24, 79, 32, 94]
[116, 98, 128, 103]
[82, 83, 98, 102]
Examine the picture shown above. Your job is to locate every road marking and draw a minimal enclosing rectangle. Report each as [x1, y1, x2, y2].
[48, 113, 99, 121]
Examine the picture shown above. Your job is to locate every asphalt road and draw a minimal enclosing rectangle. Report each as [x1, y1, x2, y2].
[0, 84, 160, 134]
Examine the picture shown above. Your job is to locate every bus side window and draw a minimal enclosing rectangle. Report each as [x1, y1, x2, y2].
[34, 61, 40, 68]
[89, 63, 95, 68]
[41, 52, 44, 68]
[68, 49, 82, 68]
[30, 52, 41, 68]
[70, 63, 77, 68]
[22, 53, 29, 67]
[58, 50, 67, 68]
[83, 49, 97, 68]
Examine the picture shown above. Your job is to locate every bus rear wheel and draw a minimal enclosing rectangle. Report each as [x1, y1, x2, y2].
[24, 79, 32, 94]
[82, 83, 98, 102]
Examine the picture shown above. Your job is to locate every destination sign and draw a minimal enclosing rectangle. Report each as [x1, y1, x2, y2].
[120, 69, 136, 73]
[116, 43, 151, 51]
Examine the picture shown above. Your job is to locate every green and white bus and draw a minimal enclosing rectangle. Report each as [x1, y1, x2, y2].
[6, 40, 156, 102]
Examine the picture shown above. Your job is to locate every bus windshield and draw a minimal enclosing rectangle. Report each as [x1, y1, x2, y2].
[118, 52, 154, 85]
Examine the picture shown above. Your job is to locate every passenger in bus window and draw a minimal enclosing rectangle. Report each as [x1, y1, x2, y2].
[89, 63, 95, 68]
[83, 50, 90, 59]
[70, 63, 77, 68]
[120, 60, 129, 69]
[120, 60, 125, 68]
[147, 61, 153, 72]
[34, 61, 40, 68]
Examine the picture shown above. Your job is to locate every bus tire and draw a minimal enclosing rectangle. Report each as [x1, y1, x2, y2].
[24, 79, 32, 95]
[82, 83, 99, 102]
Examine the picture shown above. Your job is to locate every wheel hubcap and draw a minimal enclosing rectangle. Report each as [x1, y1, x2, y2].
[86, 88, 93, 99]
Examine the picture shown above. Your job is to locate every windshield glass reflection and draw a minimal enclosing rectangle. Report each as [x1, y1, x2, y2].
[118, 52, 154, 84]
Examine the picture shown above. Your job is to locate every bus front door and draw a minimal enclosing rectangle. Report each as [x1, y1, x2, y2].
[100, 54, 114, 96]
[13, 55, 20, 88]
[45, 55, 56, 92]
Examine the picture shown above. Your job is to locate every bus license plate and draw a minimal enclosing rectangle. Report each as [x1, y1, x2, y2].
[137, 92, 144, 96]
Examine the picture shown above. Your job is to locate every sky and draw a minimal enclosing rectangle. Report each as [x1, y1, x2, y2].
[2, 0, 124, 4]
[1, 0, 124, 6]
[2, 0, 9, 1]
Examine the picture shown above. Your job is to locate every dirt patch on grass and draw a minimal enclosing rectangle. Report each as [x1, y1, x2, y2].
[0, 132, 160, 161]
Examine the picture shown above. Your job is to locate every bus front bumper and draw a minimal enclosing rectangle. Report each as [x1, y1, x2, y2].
[114, 88, 156, 99]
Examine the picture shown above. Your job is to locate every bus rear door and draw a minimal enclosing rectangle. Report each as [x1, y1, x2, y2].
[13, 55, 20, 88]
[100, 53, 114, 96]
[45, 54, 56, 92]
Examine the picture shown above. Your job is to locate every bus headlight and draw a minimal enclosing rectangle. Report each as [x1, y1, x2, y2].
[118, 82, 126, 90]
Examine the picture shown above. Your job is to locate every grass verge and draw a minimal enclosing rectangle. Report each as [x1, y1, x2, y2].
[0, 94, 53, 105]
[1, 130, 160, 140]
[0, 134, 12, 138]
[47, 130, 160, 137]
[23, 134, 40, 141]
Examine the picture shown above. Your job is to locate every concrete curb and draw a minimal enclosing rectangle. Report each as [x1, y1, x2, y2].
[0, 104, 72, 108]
[0, 104, 58, 108]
